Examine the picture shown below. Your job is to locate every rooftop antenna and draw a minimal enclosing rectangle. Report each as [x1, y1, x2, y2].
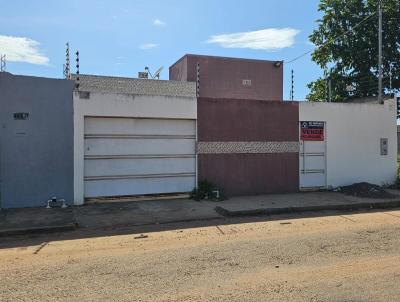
[153, 66, 163, 80]
[0, 54, 6, 72]
[144, 66, 163, 79]
[63, 43, 70, 79]
[75, 50, 80, 89]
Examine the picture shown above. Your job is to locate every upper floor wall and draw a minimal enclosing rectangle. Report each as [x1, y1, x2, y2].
[169, 54, 283, 101]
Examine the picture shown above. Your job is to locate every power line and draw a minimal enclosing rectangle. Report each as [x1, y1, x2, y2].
[286, 50, 313, 64]
[285, 11, 377, 65]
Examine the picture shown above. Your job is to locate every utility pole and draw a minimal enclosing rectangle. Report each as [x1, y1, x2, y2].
[378, 0, 383, 104]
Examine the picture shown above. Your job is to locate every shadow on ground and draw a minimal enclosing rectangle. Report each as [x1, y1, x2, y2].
[1, 207, 399, 250]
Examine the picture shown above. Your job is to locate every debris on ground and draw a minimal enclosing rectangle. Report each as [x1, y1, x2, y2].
[337, 182, 395, 199]
[134, 234, 148, 239]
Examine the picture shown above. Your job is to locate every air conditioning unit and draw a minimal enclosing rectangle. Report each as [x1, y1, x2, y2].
[138, 72, 149, 79]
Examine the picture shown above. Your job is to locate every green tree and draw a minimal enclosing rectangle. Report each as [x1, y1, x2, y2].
[307, 0, 400, 102]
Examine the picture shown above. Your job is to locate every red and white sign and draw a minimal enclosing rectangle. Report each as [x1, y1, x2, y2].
[300, 121, 324, 141]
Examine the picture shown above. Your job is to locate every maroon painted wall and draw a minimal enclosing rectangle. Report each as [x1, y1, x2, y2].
[170, 54, 283, 101]
[169, 56, 188, 83]
[198, 154, 299, 196]
[198, 98, 299, 196]
[198, 98, 298, 142]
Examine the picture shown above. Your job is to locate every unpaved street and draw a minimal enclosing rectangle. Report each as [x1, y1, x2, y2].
[1, 210, 400, 301]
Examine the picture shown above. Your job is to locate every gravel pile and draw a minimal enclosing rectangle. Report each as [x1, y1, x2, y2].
[338, 182, 395, 199]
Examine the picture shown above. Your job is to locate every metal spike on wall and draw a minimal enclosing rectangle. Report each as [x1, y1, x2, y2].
[196, 62, 200, 97]
[64, 43, 70, 79]
[75, 50, 80, 89]
[290, 69, 294, 100]
[0, 54, 6, 72]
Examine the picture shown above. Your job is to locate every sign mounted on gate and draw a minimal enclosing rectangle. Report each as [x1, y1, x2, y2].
[300, 121, 324, 141]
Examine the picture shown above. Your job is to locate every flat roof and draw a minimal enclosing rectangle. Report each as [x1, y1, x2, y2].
[170, 54, 282, 69]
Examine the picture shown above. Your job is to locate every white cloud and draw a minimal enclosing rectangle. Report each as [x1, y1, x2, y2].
[139, 43, 159, 50]
[153, 19, 166, 26]
[207, 28, 300, 51]
[0, 35, 49, 65]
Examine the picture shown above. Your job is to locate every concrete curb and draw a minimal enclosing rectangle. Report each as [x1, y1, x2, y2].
[3, 199, 400, 236]
[0, 223, 76, 237]
[214, 200, 400, 217]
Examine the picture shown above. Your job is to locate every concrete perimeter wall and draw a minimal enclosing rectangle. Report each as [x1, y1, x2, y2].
[0, 73, 74, 208]
[197, 98, 299, 196]
[299, 100, 397, 187]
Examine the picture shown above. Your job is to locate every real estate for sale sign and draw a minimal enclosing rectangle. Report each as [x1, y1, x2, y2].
[300, 121, 324, 141]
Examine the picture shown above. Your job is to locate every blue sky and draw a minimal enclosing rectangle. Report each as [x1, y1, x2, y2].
[0, 0, 323, 100]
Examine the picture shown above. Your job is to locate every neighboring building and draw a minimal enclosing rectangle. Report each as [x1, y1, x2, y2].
[0, 72, 74, 208]
[72, 75, 197, 205]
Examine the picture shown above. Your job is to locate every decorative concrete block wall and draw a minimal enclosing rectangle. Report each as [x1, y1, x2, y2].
[75, 74, 196, 98]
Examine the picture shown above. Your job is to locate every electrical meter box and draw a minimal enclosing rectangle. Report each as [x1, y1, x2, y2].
[380, 138, 388, 155]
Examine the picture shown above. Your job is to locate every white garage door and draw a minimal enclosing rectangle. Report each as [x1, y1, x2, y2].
[84, 117, 196, 198]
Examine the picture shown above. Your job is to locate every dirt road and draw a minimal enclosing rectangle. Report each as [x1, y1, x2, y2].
[1, 210, 400, 301]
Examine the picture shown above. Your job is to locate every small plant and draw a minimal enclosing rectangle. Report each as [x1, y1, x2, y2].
[397, 163, 400, 185]
[190, 180, 226, 201]
[392, 158, 400, 189]
[388, 156, 400, 189]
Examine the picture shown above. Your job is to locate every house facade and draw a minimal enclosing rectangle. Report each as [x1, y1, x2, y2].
[0, 55, 397, 208]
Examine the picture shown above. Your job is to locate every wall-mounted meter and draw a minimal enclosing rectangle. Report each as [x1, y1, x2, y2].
[380, 138, 388, 155]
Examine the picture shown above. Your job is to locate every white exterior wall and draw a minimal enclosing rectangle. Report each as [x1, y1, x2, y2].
[74, 88, 197, 205]
[299, 99, 397, 188]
